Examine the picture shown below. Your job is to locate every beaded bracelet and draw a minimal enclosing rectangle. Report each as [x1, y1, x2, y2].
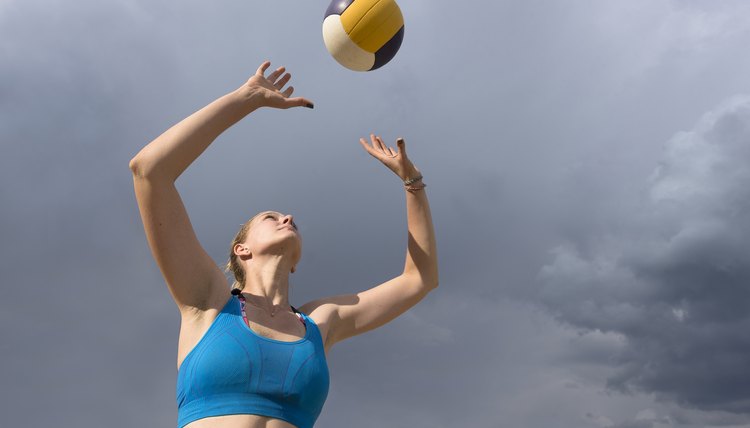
[404, 175, 423, 185]
[405, 181, 426, 192]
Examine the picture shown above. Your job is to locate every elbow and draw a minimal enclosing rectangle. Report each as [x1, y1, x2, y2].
[404, 270, 439, 291]
[420, 278, 439, 293]
[129, 152, 163, 180]
[425, 275, 439, 291]
[424, 265, 439, 290]
[129, 156, 143, 177]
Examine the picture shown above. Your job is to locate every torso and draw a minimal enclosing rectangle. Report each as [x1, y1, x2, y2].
[177, 296, 334, 428]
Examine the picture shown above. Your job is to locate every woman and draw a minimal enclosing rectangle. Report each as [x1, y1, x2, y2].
[129, 61, 438, 428]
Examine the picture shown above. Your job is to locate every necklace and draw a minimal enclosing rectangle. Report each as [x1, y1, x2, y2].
[242, 296, 286, 316]
[230, 289, 287, 316]
[231, 289, 304, 326]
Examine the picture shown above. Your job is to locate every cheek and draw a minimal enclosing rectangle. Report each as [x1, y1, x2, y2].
[246, 224, 275, 245]
[243, 230, 263, 248]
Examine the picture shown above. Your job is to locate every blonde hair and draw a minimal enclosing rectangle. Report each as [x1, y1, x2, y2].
[225, 212, 265, 291]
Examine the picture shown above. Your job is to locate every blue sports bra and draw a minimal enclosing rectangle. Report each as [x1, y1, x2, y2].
[176, 293, 330, 428]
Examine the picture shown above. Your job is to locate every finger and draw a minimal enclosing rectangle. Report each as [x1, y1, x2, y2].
[387, 147, 398, 157]
[378, 137, 396, 157]
[285, 96, 315, 109]
[359, 138, 377, 156]
[396, 137, 407, 157]
[267, 66, 286, 83]
[369, 134, 381, 153]
[282, 86, 294, 97]
[275, 73, 292, 89]
[362, 137, 384, 157]
[373, 135, 387, 154]
[256, 61, 271, 76]
[378, 136, 396, 157]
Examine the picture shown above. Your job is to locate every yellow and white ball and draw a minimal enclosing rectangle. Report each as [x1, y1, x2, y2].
[323, 0, 405, 71]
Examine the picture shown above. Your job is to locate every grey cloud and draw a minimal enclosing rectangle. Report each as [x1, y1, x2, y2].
[537, 97, 750, 415]
[609, 421, 655, 428]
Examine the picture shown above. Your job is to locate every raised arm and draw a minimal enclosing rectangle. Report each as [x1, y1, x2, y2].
[301, 135, 438, 348]
[368, 136, 438, 287]
[129, 61, 313, 313]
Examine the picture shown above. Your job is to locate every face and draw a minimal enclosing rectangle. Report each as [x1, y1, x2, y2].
[240, 211, 302, 264]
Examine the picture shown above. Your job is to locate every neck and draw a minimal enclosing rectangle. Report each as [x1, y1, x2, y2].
[241, 255, 293, 307]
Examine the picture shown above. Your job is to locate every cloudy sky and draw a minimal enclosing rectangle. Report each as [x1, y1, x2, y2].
[2, 0, 750, 427]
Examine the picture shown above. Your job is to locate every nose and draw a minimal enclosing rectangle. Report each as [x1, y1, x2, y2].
[281, 214, 296, 229]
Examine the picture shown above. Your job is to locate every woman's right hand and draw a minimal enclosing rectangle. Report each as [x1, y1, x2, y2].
[239, 60, 314, 110]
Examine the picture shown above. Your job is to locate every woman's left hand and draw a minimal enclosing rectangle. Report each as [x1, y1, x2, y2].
[359, 134, 420, 182]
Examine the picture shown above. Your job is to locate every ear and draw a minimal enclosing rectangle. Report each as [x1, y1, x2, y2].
[234, 244, 252, 259]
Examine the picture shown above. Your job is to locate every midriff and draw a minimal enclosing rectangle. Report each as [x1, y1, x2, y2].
[185, 414, 298, 428]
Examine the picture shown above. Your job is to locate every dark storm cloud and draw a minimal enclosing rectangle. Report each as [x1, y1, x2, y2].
[538, 97, 750, 414]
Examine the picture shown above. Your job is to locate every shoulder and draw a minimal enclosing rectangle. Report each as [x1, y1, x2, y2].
[299, 299, 335, 326]
[299, 297, 349, 349]
[299, 294, 359, 324]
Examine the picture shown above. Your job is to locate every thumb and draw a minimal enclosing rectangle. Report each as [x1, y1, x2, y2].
[287, 97, 315, 109]
[396, 137, 407, 156]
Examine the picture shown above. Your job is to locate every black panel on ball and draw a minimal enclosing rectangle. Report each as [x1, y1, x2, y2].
[372, 26, 404, 70]
[324, 0, 356, 18]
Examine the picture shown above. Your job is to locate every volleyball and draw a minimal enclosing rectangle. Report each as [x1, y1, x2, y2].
[322, 0, 405, 72]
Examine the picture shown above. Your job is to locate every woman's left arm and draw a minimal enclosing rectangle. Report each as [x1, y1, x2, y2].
[301, 135, 438, 348]
[384, 135, 438, 288]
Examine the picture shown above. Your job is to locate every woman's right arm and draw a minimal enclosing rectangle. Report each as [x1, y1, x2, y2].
[129, 61, 313, 313]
